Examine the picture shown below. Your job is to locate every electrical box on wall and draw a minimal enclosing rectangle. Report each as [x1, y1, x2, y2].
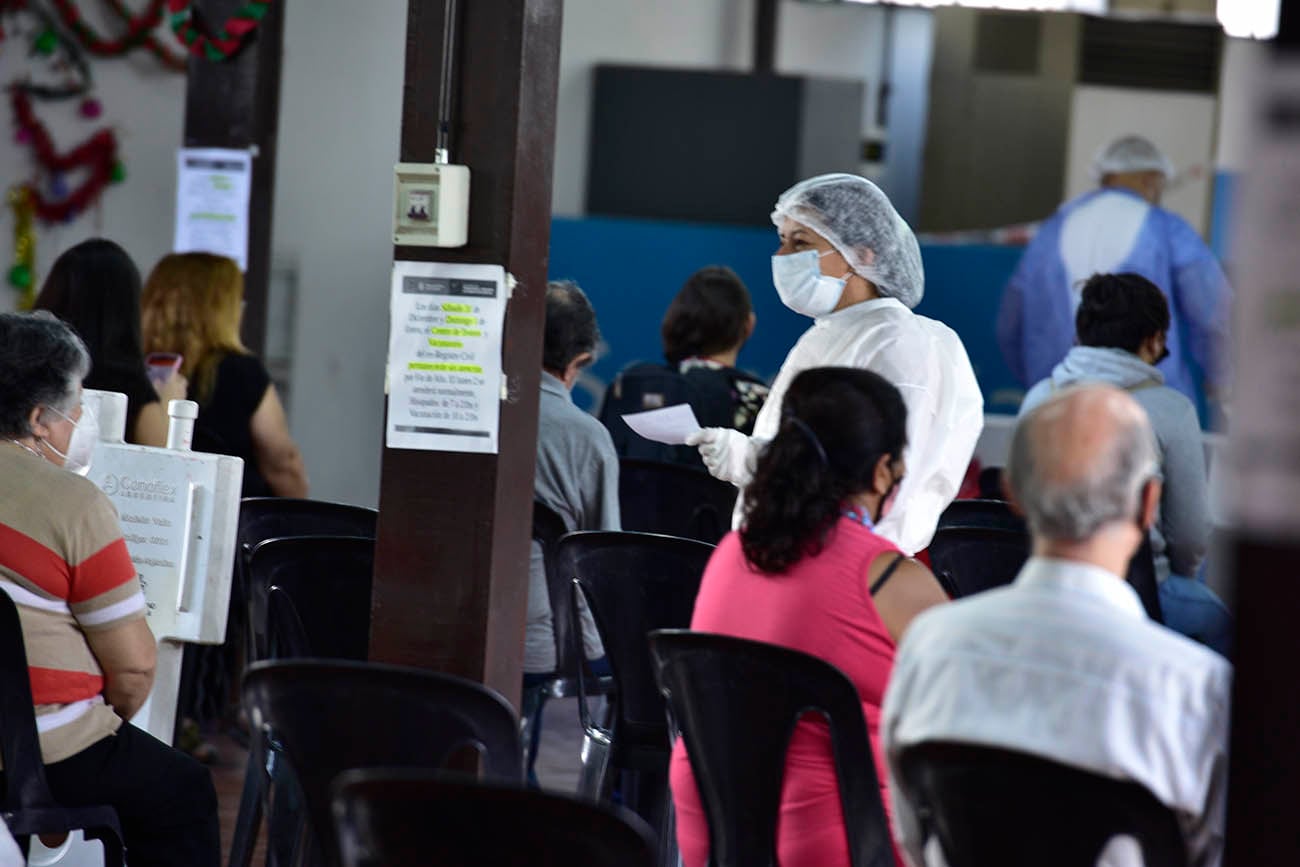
[393, 162, 470, 247]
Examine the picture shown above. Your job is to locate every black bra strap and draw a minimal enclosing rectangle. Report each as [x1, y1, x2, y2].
[870, 553, 908, 597]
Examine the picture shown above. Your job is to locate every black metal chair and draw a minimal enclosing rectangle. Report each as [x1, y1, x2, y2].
[331, 768, 657, 867]
[242, 659, 522, 867]
[556, 531, 714, 851]
[648, 630, 894, 867]
[231, 535, 375, 867]
[522, 502, 614, 774]
[0, 591, 125, 865]
[896, 741, 1188, 867]
[618, 459, 738, 544]
[932, 499, 1164, 622]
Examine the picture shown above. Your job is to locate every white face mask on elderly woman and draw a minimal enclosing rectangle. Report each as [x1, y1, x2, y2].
[41, 404, 99, 476]
[771, 249, 849, 318]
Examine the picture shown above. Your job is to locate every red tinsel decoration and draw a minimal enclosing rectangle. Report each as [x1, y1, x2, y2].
[10, 88, 119, 222]
[48, 0, 165, 54]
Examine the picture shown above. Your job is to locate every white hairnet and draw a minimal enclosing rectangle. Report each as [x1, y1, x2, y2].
[771, 173, 925, 309]
[1091, 135, 1174, 181]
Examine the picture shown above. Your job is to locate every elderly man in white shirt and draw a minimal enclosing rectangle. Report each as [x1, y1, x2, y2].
[882, 384, 1231, 867]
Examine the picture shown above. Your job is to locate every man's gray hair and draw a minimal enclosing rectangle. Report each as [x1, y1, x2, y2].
[1007, 396, 1158, 541]
[0, 311, 91, 438]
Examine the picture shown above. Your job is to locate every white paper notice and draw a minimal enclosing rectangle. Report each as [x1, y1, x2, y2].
[622, 404, 701, 445]
[173, 147, 253, 270]
[386, 261, 507, 454]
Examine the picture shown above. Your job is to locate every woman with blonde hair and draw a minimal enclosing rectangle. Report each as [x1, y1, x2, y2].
[142, 253, 307, 497]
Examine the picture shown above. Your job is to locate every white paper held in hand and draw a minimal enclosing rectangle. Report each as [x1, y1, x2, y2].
[621, 404, 702, 446]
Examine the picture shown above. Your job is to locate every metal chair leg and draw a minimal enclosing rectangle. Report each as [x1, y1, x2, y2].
[577, 728, 612, 800]
[228, 749, 264, 867]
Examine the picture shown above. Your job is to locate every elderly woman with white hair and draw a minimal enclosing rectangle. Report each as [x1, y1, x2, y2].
[688, 173, 983, 555]
[0, 311, 220, 866]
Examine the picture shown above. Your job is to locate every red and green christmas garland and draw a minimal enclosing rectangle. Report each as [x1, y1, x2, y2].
[48, 0, 188, 71]
[10, 87, 123, 223]
[166, 0, 270, 61]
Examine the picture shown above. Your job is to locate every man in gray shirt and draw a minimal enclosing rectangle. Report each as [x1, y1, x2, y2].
[523, 281, 620, 781]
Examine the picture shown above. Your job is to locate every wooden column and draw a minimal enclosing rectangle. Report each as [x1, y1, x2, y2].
[1224, 3, 1300, 864]
[369, 0, 564, 703]
[180, 0, 286, 356]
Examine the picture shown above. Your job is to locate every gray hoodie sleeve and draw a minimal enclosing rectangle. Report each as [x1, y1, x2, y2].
[1155, 393, 1212, 577]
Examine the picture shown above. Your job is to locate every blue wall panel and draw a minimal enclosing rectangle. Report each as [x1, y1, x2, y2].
[548, 216, 1024, 413]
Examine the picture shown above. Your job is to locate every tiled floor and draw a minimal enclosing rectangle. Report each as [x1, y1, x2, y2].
[210, 696, 590, 864]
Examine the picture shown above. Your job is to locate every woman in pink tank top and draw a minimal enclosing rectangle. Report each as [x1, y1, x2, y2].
[670, 367, 950, 867]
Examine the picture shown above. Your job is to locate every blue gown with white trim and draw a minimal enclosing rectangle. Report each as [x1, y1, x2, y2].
[997, 187, 1232, 407]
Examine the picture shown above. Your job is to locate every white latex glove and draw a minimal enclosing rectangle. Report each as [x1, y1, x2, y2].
[685, 427, 756, 487]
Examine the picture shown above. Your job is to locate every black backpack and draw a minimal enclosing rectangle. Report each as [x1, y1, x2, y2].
[598, 362, 743, 468]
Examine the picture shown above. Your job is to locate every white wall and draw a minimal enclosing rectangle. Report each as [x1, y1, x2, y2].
[552, 0, 754, 216]
[1063, 86, 1218, 233]
[0, 17, 185, 313]
[553, 0, 927, 217]
[1216, 37, 1267, 172]
[271, 0, 406, 507]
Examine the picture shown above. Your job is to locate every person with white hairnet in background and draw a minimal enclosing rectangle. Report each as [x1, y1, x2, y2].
[998, 134, 1233, 412]
[686, 173, 983, 556]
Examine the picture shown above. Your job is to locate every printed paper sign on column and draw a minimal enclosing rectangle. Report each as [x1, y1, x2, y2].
[386, 261, 507, 454]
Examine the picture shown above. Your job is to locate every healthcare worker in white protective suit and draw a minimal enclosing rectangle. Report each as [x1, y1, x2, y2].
[686, 174, 984, 555]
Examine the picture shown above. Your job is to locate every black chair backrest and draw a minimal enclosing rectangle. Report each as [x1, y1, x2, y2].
[897, 742, 1188, 867]
[933, 499, 1166, 622]
[0, 591, 126, 864]
[331, 768, 657, 867]
[237, 497, 378, 565]
[928, 525, 1030, 598]
[0, 590, 55, 810]
[648, 630, 894, 867]
[533, 500, 580, 678]
[1127, 537, 1165, 624]
[937, 499, 1026, 533]
[977, 466, 1005, 500]
[242, 660, 522, 867]
[556, 531, 714, 760]
[618, 459, 737, 545]
[246, 535, 375, 662]
[265, 586, 311, 659]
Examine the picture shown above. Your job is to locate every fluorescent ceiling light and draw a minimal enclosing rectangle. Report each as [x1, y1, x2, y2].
[838, 0, 1280, 39]
[838, 0, 1108, 11]
[1217, 0, 1280, 38]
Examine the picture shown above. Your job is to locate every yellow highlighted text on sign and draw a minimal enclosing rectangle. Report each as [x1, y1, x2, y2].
[409, 362, 484, 374]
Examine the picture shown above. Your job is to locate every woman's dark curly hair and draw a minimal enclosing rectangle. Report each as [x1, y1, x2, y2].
[741, 366, 907, 574]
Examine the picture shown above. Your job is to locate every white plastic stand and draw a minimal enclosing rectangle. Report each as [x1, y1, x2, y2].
[28, 391, 243, 866]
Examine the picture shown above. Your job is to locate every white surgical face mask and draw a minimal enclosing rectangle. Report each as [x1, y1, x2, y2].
[43, 404, 98, 476]
[771, 249, 849, 318]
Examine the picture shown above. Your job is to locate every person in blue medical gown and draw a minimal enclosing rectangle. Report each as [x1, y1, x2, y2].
[997, 135, 1232, 412]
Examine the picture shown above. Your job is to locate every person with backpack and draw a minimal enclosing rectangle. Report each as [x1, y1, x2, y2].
[599, 266, 769, 468]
